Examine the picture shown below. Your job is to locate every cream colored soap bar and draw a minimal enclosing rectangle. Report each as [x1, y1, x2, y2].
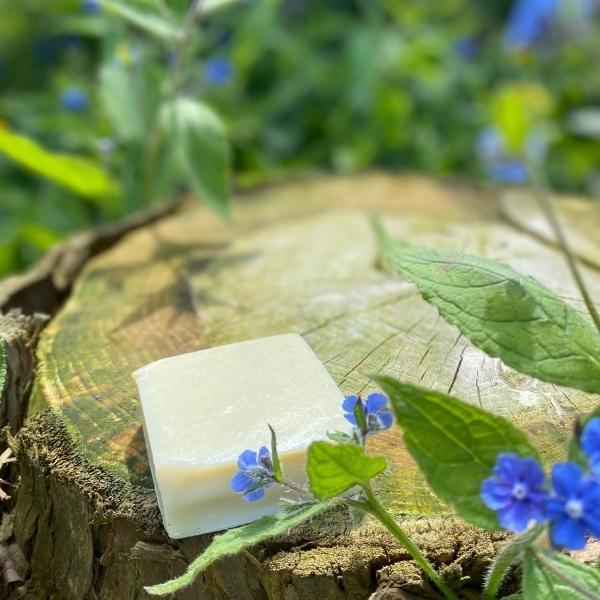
[133, 334, 349, 539]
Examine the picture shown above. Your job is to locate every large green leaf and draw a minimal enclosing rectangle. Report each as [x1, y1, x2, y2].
[101, 0, 180, 40]
[0, 127, 119, 200]
[145, 501, 330, 596]
[523, 551, 600, 600]
[374, 377, 539, 530]
[307, 442, 387, 499]
[162, 97, 230, 216]
[374, 221, 600, 394]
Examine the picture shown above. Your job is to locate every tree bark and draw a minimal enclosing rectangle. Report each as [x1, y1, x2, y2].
[6, 174, 600, 599]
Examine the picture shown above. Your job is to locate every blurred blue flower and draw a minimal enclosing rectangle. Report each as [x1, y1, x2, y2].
[546, 462, 600, 549]
[454, 37, 478, 60]
[203, 57, 234, 86]
[476, 128, 528, 184]
[342, 393, 393, 435]
[581, 417, 600, 477]
[481, 454, 547, 532]
[60, 87, 88, 113]
[230, 446, 274, 502]
[82, 0, 102, 13]
[504, 0, 558, 49]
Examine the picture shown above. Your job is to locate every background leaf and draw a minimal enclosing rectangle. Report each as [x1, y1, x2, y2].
[307, 442, 387, 500]
[374, 377, 539, 530]
[375, 221, 600, 394]
[0, 127, 119, 200]
[101, 0, 180, 40]
[145, 501, 330, 596]
[523, 551, 600, 600]
[162, 97, 230, 216]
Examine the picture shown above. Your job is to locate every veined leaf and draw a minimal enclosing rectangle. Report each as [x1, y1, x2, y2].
[0, 127, 118, 200]
[375, 377, 539, 530]
[374, 219, 600, 394]
[307, 442, 387, 500]
[145, 501, 330, 596]
[162, 97, 230, 217]
[101, 0, 180, 40]
[523, 550, 600, 600]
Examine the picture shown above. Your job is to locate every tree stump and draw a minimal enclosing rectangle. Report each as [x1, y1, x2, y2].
[11, 174, 600, 599]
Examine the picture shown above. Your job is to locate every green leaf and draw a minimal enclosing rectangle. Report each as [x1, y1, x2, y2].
[162, 97, 230, 217]
[483, 525, 545, 600]
[523, 551, 600, 600]
[326, 431, 354, 444]
[307, 442, 387, 500]
[374, 219, 600, 394]
[0, 127, 119, 200]
[374, 377, 539, 530]
[145, 501, 330, 596]
[268, 424, 283, 483]
[101, 0, 180, 40]
[354, 397, 368, 434]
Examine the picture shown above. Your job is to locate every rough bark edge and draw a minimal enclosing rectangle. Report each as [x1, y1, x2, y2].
[0, 197, 188, 316]
[11, 410, 511, 599]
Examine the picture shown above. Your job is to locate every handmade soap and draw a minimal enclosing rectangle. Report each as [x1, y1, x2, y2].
[133, 334, 350, 539]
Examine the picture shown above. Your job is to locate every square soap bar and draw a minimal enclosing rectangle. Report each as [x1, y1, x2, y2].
[133, 333, 349, 539]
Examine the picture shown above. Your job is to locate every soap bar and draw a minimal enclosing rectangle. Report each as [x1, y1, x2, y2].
[133, 333, 349, 539]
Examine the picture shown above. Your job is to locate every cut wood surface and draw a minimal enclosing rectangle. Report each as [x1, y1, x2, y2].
[12, 174, 600, 599]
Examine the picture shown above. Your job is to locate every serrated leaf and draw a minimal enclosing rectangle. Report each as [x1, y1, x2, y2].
[374, 219, 600, 394]
[483, 525, 545, 599]
[0, 127, 119, 200]
[162, 97, 230, 217]
[145, 502, 330, 595]
[523, 551, 600, 600]
[101, 0, 180, 40]
[307, 442, 387, 500]
[374, 377, 539, 530]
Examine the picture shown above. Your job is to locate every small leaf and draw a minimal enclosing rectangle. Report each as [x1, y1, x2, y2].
[523, 550, 600, 600]
[326, 431, 353, 444]
[307, 442, 387, 500]
[268, 424, 283, 483]
[162, 97, 230, 217]
[353, 397, 368, 434]
[374, 377, 539, 530]
[0, 126, 119, 200]
[483, 524, 545, 600]
[145, 501, 330, 596]
[374, 219, 600, 395]
[101, 0, 180, 40]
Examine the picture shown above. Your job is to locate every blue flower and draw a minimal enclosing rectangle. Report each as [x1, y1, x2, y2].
[230, 446, 274, 502]
[546, 462, 600, 550]
[481, 454, 547, 532]
[203, 57, 234, 87]
[581, 417, 600, 477]
[342, 393, 393, 436]
[504, 0, 558, 49]
[60, 87, 88, 113]
[476, 128, 528, 184]
[82, 0, 102, 14]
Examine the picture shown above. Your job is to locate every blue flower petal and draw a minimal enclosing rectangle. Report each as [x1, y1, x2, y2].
[581, 418, 600, 461]
[244, 487, 266, 503]
[498, 501, 531, 533]
[342, 395, 359, 413]
[378, 411, 393, 430]
[552, 462, 584, 498]
[365, 393, 387, 413]
[589, 453, 600, 478]
[230, 471, 253, 493]
[550, 516, 587, 550]
[258, 445, 270, 462]
[237, 449, 258, 470]
[493, 453, 522, 480]
[481, 478, 512, 510]
[343, 412, 357, 426]
[584, 512, 600, 538]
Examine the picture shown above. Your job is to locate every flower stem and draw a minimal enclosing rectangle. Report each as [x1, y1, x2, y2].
[528, 164, 600, 335]
[360, 483, 460, 600]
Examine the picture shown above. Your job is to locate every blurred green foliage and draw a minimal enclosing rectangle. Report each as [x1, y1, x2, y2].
[0, 0, 599, 276]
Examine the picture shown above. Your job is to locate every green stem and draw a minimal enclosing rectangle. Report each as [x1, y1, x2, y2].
[528, 165, 600, 335]
[361, 483, 460, 600]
